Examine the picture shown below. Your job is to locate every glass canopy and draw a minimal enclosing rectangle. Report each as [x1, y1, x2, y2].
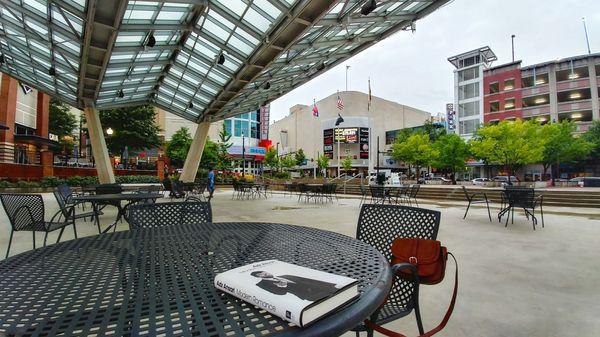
[0, 0, 448, 123]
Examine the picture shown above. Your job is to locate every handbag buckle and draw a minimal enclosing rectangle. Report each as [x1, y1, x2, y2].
[409, 256, 418, 265]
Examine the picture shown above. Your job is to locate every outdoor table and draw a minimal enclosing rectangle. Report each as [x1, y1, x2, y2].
[72, 192, 163, 233]
[0, 222, 391, 337]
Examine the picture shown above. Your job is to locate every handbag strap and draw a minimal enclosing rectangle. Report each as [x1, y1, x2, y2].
[364, 252, 458, 337]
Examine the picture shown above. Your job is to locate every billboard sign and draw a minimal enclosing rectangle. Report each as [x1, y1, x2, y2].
[260, 105, 270, 140]
[446, 103, 456, 131]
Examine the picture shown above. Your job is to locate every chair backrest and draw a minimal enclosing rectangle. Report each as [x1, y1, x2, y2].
[0, 194, 44, 231]
[96, 183, 122, 195]
[56, 184, 73, 202]
[409, 184, 420, 198]
[53, 190, 72, 217]
[504, 187, 535, 208]
[369, 185, 385, 198]
[297, 183, 309, 193]
[128, 201, 212, 229]
[356, 204, 440, 261]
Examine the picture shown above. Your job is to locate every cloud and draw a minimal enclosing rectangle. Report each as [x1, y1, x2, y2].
[269, 0, 599, 123]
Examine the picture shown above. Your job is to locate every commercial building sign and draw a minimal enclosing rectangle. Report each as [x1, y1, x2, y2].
[323, 129, 334, 158]
[260, 105, 270, 140]
[323, 127, 370, 159]
[359, 127, 369, 159]
[446, 103, 456, 131]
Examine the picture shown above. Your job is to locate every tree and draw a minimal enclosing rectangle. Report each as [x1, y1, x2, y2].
[295, 148, 307, 166]
[470, 119, 545, 177]
[422, 119, 446, 141]
[264, 147, 279, 170]
[432, 134, 470, 184]
[582, 120, 600, 159]
[165, 127, 192, 168]
[540, 121, 592, 183]
[280, 154, 296, 169]
[99, 105, 162, 160]
[391, 132, 438, 180]
[200, 139, 220, 170]
[341, 156, 353, 173]
[49, 99, 77, 137]
[316, 154, 330, 177]
[216, 123, 233, 171]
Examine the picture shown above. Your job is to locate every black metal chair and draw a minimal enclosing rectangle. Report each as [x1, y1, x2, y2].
[353, 204, 441, 336]
[128, 201, 212, 229]
[369, 185, 390, 204]
[1, 194, 77, 259]
[462, 186, 492, 221]
[53, 188, 99, 224]
[407, 184, 420, 207]
[359, 184, 368, 205]
[499, 187, 544, 230]
[169, 180, 186, 200]
[394, 185, 411, 205]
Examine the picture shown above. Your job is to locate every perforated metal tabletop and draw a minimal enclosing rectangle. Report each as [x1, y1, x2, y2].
[0, 222, 391, 337]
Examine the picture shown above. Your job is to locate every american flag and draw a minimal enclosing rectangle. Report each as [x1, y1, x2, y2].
[337, 95, 344, 110]
[312, 99, 319, 117]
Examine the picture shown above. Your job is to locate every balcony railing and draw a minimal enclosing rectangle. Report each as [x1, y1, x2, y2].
[556, 78, 591, 91]
[521, 84, 549, 97]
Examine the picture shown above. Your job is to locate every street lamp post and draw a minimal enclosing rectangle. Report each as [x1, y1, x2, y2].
[335, 114, 344, 178]
[241, 132, 246, 177]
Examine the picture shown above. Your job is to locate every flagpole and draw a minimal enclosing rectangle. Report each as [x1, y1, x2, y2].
[345, 65, 350, 91]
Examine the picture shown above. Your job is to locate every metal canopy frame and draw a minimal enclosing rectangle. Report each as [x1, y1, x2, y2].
[0, 0, 449, 123]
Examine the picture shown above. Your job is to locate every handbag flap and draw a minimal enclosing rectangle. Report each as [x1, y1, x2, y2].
[391, 238, 441, 265]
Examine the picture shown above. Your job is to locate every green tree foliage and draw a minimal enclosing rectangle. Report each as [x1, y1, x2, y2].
[582, 120, 600, 159]
[264, 147, 279, 170]
[391, 132, 438, 180]
[216, 123, 233, 170]
[432, 134, 470, 184]
[295, 148, 307, 166]
[99, 105, 162, 159]
[165, 127, 192, 168]
[280, 154, 296, 169]
[49, 99, 77, 137]
[470, 119, 545, 177]
[316, 154, 330, 176]
[540, 121, 593, 182]
[422, 119, 447, 141]
[341, 156, 353, 172]
[199, 139, 220, 170]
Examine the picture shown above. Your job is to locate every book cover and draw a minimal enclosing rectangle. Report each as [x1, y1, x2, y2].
[214, 260, 359, 327]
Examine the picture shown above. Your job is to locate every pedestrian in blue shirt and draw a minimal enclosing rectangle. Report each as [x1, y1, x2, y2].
[207, 167, 215, 200]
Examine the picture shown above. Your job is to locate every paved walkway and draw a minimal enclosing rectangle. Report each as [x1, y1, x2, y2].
[1, 189, 599, 337]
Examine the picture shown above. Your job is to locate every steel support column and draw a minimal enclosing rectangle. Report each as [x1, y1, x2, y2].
[180, 121, 210, 182]
[84, 105, 115, 184]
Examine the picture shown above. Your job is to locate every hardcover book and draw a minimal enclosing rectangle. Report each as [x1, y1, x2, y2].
[214, 260, 359, 327]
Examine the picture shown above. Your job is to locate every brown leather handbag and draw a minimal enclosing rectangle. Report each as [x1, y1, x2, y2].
[364, 238, 458, 337]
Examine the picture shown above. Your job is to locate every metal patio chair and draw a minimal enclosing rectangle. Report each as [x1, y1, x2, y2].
[1, 193, 77, 259]
[353, 204, 441, 336]
[369, 185, 390, 204]
[462, 186, 492, 221]
[54, 188, 99, 225]
[407, 184, 420, 207]
[128, 201, 212, 229]
[499, 187, 544, 230]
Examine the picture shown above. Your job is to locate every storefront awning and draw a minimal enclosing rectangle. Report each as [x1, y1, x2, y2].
[14, 134, 60, 147]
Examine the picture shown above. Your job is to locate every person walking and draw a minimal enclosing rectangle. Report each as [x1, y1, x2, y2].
[207, 167, 215, 200]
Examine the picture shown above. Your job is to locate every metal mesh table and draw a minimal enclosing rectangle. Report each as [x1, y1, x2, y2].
[0, 222, 391, 337]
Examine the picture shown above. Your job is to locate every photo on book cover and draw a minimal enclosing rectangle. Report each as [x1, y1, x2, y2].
[250, 270, 340, 301]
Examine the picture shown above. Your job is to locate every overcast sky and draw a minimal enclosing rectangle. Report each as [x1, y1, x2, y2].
[269, 0, 600, 123]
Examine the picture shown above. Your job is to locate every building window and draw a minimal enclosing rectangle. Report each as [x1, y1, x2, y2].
[458, 101, 479, 117]
[504, 98, 515, 110]
[458, 67, 479, 82]
[490, 101, 500, 112]
[223, 119, 232, 136]
[522, 94, 550, 107]
[250, 122, 258, 139]
[556, 66, 589, 81]
[504, 79, 515, 91]
[234, 119, 242, 137]
[459, 119, 479, 135]
[522, 73, 549, 87]
[557, 88, 591, 102]
[459, 82, 479, 100]
[489, 82, 499, 94]
[386, 130, 398, 145]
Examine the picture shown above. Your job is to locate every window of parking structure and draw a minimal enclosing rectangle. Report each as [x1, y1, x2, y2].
[504, 79, 515, 91]
[504, 99, 515, 110]
[490, 101, 500, 112]
[489, 82, 499, 94]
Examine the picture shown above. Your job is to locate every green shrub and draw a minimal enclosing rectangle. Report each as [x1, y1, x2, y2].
[16, 180, 40, 188]
[116, 175, 159, 184]
[0, 180, 13, 188]
[40, 176, 65, 187]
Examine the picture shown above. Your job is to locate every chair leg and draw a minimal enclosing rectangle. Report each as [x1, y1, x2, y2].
[463, 200, 471, 219]
[486, 198, 492, 222]
[73, 221, 78, 239]
[32, 231, 36, 249]
[355, 331, 360, 337]
[57, 226, 65, 243]
[540, 204, 544, 228]
[43, 231, 49, 247]
[414, 301, 426, 335]
[5, 229, 14, 259]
